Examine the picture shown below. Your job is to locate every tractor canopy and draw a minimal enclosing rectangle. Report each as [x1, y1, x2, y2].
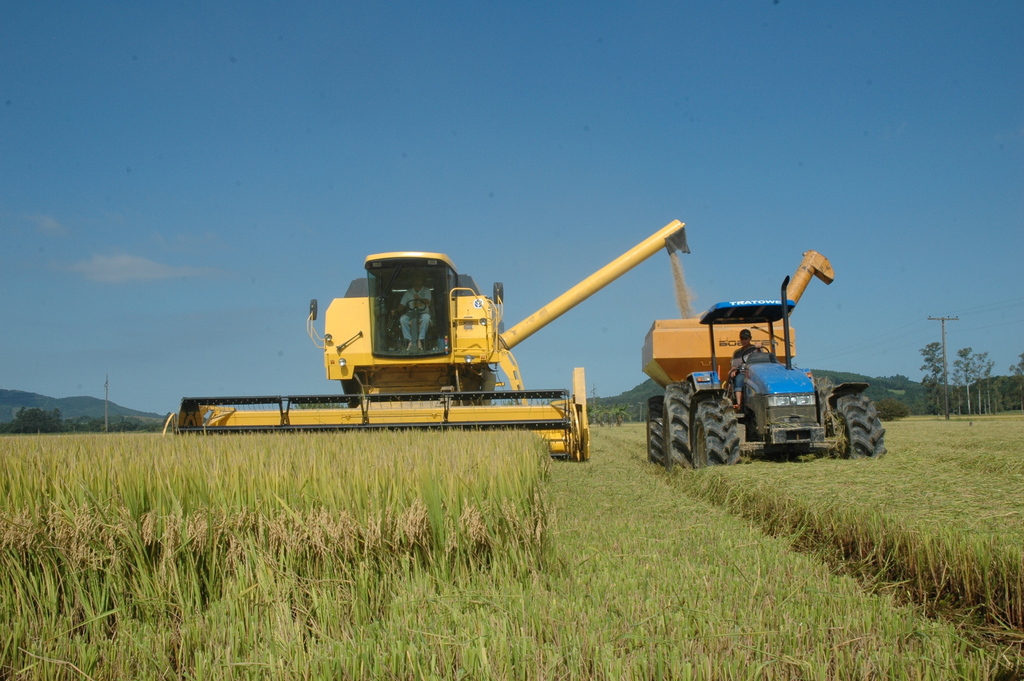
[699, 299, 796, 326]
[698, 298, 802, 383]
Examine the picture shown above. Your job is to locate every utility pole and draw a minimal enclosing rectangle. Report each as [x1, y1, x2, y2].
[104, 374, 109, 433]
[928, 317, 958, 420]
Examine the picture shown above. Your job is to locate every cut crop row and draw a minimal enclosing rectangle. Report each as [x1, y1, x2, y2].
[670, 418, 1024, 639]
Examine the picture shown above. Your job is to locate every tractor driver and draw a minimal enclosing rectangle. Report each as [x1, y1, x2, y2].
[729, 328, 760, 410]
[398, 274, 432, 351]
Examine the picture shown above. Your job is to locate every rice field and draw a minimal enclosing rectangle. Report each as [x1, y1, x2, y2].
[1, 417, 1022, 679]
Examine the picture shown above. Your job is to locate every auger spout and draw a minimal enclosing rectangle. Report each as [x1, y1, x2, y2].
[787, 250, 834, 304]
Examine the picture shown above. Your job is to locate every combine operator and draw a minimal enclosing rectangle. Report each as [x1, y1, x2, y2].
[398, 273, 432, 352]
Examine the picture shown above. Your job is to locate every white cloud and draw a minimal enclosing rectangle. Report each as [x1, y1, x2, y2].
[66, 254, 221, 283]
[25, 214, 69, 236]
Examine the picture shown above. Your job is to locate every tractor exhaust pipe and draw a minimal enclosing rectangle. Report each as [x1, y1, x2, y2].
[781, 276, 793, 370]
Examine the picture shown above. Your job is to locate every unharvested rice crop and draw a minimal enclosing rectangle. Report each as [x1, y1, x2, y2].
[1, 430, 548, 564]
[1, 430, 549, 678]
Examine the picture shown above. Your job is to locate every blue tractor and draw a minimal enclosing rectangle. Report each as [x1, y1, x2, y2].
[644, 261, 886, 469]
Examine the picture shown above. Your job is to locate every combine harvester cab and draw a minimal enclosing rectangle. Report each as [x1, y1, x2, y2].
[642, 250, 886, 469]
[172, 220, 691, 461]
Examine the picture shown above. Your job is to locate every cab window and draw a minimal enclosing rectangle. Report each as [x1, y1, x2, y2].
[366, 263, 453, 357]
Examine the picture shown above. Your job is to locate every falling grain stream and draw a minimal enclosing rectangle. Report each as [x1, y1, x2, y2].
[670, 250, 693, 319]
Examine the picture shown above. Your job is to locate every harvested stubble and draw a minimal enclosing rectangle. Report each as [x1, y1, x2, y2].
[537, 425, 1013, 679]
[669, 417, 1024, 643]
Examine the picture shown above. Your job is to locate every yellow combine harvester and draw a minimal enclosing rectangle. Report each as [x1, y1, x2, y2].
[170, 220, 690, 460]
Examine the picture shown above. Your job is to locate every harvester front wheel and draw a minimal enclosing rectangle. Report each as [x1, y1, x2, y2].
[569, 367, 590, 462]
[691, 398, 741, 469]
[662, 382, 693, 470]
[646, 395, 665, 465]
[568, 400, 590, 462]
[834, 393, 886, 459]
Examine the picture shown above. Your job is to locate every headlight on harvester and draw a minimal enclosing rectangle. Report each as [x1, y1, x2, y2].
[464, 355, 475, 363]
[766, 393, 815, 407]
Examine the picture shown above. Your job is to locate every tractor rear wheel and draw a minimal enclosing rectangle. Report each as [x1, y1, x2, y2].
[835, 393, 887, 459]
[692, 398, 741, 469]
[646, 395, 665, 465]
[662, 382, 693, 470]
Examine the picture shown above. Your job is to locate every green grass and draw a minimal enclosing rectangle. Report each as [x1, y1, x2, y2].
[2, 422, 1021, 679]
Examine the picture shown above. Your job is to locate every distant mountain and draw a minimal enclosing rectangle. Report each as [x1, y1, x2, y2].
[594, 379, 663, 406]
[808, 370, 928, 409]
[0, 389, 163, 423]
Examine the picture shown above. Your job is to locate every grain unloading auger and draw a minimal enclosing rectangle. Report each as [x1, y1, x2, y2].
[171, 220, 690, 460]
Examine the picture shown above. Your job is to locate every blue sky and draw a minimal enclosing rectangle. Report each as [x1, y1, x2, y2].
[2, 1, 1021, 415]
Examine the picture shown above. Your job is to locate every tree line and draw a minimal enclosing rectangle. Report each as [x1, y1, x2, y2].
[588, 347, 1024, 423]
[589, 403, 633, 426]
[920, 345, 1024, 416]
[0, 407, 164, 434]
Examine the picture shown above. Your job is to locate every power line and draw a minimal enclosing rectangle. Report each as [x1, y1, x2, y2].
[798, 320, 933, 363]
[946, 317, 1024, 335]
[800, 314, 1024, 369]
[798, 321, 934, 366]
[948, 296, 1024, 318]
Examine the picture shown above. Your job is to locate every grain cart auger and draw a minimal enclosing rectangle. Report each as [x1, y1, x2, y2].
[642, 250, 885, 469]
[171, 220, 691, 461]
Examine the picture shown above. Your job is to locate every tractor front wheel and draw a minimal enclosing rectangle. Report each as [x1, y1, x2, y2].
[834, 393, 887, 459]
[692, 398, 741, 469]
[646, 395, 665, 465]
[662, 383, 693, 470]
